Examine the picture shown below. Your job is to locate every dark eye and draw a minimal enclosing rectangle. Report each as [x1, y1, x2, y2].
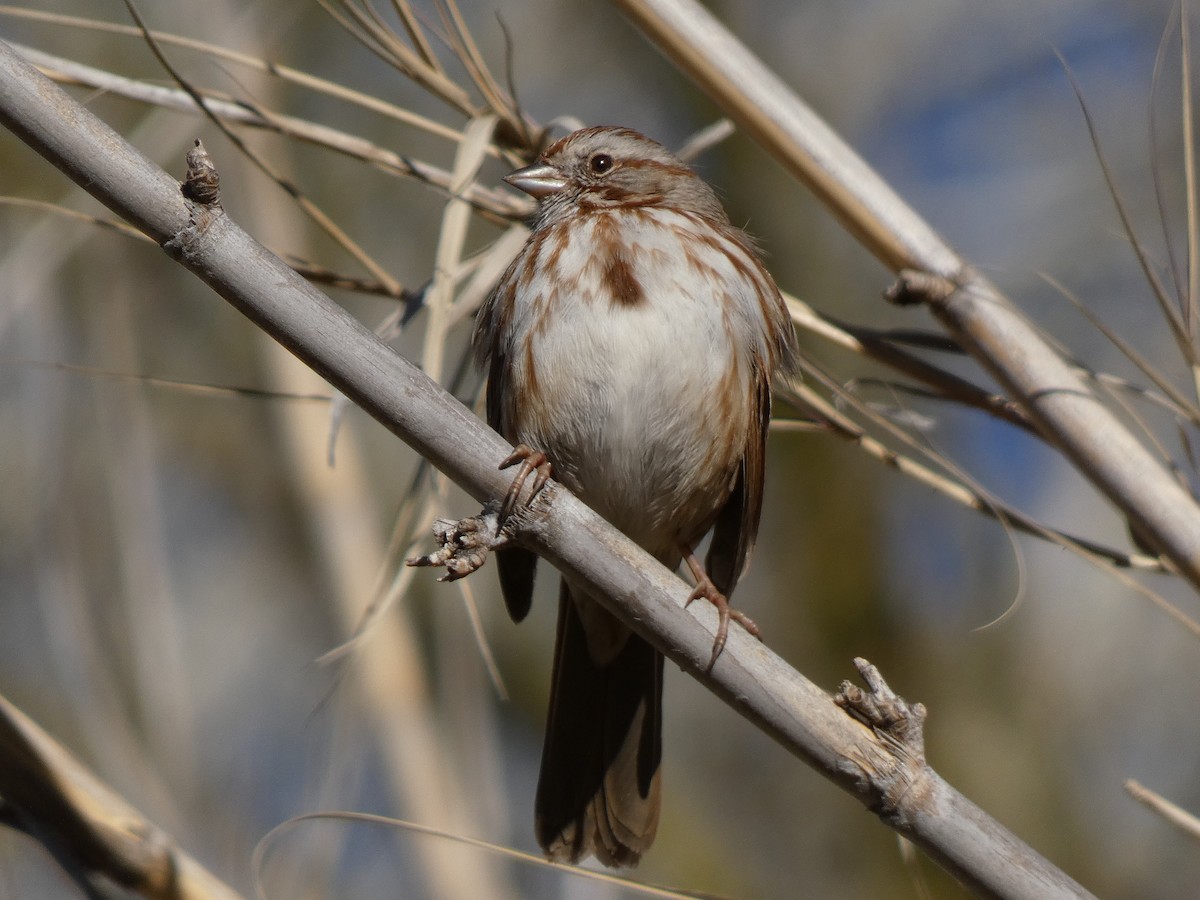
[588, 153, 614, 175]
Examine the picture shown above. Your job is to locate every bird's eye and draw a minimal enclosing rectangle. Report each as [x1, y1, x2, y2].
[588, 153, 614, 175]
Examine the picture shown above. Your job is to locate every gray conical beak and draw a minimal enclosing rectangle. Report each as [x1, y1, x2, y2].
[504, 162, 568, 199]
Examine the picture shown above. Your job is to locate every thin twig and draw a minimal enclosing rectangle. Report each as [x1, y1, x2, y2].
[1125, 779, 1200, 842]
[1151, 3, 1187, 311]
[0, 5, 474, 146]
[322, 0, 475, 115]
[120, 0, 405, 296]
[12, 43, 524, 220]
[1182, 1, 1199, 345]
[1039, 271, 1200, 424]
[1057, 49, 1195, 367]
[389, 0, 443, 72]
[777, 370, 1170, 576]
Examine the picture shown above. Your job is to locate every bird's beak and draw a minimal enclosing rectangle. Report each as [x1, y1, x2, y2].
[504, 162, 567, 199]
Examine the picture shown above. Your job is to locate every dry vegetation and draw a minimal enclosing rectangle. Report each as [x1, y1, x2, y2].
[1, 1, 1200, 897]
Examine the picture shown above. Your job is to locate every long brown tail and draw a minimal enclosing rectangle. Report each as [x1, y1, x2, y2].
[534, 583, 663, 867]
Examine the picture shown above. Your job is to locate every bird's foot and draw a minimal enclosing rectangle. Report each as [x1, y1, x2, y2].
[682, 550, 760, 671]
[406, 503, 510, 581]
[498, 443, 553, 522]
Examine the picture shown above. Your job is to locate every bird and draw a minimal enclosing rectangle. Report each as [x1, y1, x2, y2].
[474, 125, 797, 866]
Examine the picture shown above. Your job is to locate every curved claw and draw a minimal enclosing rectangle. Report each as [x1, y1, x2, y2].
[683, 550, 761, 671]
[499, 443, 552, 521]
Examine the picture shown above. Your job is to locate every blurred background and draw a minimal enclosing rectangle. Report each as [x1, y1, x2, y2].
[2, 0, 1199, 896]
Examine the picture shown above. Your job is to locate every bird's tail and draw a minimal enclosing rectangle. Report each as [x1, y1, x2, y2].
[534, 582, 663, 867]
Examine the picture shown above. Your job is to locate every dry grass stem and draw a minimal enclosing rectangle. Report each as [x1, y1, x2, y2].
[1125, 780, 1200, 842]
[7, 1, 1200, 893]
[11, 42, 525, 220]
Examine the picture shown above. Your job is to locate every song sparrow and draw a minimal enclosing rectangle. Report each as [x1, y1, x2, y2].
[474, 126, 797, 866]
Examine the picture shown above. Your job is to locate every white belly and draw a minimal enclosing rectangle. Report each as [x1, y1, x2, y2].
[502, 209, 754, 556]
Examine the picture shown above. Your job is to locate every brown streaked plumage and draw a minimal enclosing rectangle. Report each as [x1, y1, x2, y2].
[474, 125, 797, 867]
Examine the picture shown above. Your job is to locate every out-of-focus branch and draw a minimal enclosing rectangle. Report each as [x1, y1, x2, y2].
[0, 691, 241, 899]
[0, 40, 1092, 899]
[8, 42, 524, 221]
[614, 0, 1200, 589]
[1125, 779, 1200, 842]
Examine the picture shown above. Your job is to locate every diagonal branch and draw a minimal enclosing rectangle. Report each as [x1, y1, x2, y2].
[0, 690, 241, 899]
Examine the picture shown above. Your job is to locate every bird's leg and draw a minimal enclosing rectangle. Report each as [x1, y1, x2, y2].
[681, 548, 760, 671]
[499, 443, 553, 521]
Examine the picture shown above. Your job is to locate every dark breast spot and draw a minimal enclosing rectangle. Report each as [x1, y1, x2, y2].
[604, 253, 645, 308]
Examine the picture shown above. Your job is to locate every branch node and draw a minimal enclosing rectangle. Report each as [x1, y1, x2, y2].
[836, 657, 931, 825]
[886, 269, 957, 307]
[181, 138, 221, 206]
